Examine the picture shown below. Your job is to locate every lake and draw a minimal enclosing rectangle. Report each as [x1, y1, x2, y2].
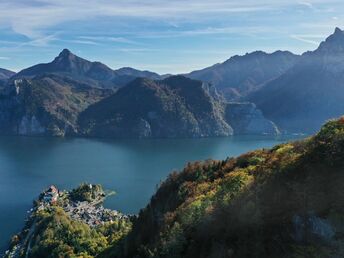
[0, 134, 304, 254]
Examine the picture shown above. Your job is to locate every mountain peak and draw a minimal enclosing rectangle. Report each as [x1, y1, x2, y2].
[315, 27, 344, 54]
[335, 27, 343, 34]
[59, 48, 73, 57]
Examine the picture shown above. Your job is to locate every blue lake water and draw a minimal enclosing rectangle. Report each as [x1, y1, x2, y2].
[0, 135, 304, 254]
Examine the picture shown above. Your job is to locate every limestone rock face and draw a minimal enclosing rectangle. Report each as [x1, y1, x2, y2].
[225, 102, 280, 135]
[18, 115, 45, 135]
[0, 77, 109, 136]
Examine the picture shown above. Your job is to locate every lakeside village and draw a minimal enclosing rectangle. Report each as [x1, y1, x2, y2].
[5, 184, 130, 258]
[37, 184, 129, 227]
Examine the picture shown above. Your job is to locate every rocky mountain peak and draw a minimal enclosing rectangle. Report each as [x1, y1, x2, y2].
[316, 27, 344, 54]
[59, 48, 73, 57]
[53, 49, 83, 65]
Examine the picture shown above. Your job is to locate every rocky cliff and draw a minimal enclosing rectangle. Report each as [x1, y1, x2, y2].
[225, 102, 280, 135]
[0, 76, 111, 136]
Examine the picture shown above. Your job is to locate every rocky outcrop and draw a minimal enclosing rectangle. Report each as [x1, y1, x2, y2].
[225, 102, 280, 135]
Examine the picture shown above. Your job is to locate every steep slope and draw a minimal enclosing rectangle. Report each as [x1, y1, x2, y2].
[187, 51, 299, 100]
[13, 49, 161, 88]
[118, 117, 344, 258]
[248, 28, 344, 133]
[0, 68, 16, 88]
[78, 76, 233, 138]
[0, 75, 111, 136]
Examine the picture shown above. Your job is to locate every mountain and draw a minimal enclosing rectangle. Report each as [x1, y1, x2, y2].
[78, 76, 279, 138]
[248, 28, 344, 133]
[0, 75, 112, 136]
[13, 49, 161, 88]
[78, 76, 232, 138]
[186, 50, 299, 100]
[0, 68, 15, 88]
[6, 117, 344, 257]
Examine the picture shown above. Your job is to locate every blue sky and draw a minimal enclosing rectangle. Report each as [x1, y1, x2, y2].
[0, 0, 343, 74]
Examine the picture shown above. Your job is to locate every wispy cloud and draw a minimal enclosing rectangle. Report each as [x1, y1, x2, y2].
[290, 34, 323, 45]
[78, 36, 139, 45]
[298, 1, 314, 9]
[61, 39, 100, 45]
[0, 0, 341, 39]
[0, 56, 9, 60]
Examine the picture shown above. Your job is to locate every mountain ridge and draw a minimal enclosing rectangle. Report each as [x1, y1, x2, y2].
[12, 49, 162, 89]
[247, 27, 344, 133]
[186, 50, 300, 100]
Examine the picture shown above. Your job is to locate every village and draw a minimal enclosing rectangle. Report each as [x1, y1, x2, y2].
[5, 184, 130, 258]
[39, 185, 129, 227]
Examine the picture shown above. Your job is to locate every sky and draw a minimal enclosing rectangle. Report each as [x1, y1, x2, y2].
[0, 0, 344, 74]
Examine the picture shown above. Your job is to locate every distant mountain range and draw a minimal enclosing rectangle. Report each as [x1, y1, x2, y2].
[248, 27, 344, 132]
[0, 68, 15, 88]
[12, 49, 161, 89]
[1, 27, 344, 136]
[186, 50, 300, 100]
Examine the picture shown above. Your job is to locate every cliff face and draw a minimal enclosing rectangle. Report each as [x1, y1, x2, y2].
[0, 77, 111, 136]
[225, 102, 280, 135]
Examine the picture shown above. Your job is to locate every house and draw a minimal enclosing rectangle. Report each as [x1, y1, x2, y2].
[43, 185, 59, 203]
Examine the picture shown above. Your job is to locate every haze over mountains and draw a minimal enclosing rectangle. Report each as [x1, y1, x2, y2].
[248, 27, 344, 132]
[0, 68, 15, 88]
[1, 27, 344, 136]
[186, 50, 300, 100]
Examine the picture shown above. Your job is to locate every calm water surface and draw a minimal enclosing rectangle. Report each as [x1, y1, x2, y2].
[0, 135, 304, 253]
